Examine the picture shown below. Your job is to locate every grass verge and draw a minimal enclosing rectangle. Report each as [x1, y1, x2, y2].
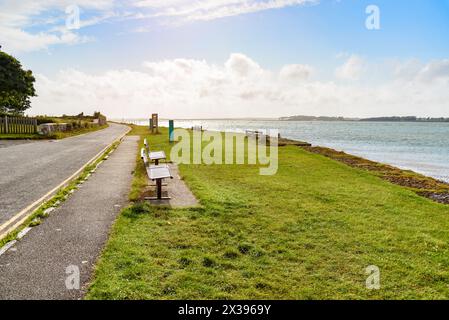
[87, 126, 449, 299]
[0, 134, 46, 140]
[0, 124, 108, 140]
[47, 124, 109, 139]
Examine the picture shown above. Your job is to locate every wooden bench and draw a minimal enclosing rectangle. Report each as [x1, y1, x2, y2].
[144, 138, 167, 165]
[141, 148, 173, 200]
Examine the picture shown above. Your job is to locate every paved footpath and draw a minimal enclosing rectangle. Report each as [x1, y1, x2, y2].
[0, 136, 139, 300]
[0, 123, 129, 227]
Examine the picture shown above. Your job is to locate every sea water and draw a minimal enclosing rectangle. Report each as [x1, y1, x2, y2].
[125, 119, 449, 183]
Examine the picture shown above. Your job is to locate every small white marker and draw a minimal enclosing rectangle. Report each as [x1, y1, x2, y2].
[44, 207, 55, 215]
[17, 227, 32, 240]
[0, 240, 17, 257]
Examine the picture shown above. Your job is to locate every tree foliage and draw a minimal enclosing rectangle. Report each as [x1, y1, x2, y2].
[0, 51, 36, 115]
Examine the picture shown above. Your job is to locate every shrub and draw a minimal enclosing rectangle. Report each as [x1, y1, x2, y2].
[36, 116, 56, 125]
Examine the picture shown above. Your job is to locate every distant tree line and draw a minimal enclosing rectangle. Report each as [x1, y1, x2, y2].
[279, 115, 348, 121]
[280, 115, 449, 122]
[60, 112, 105, 120]
[360, 116, 449, 122]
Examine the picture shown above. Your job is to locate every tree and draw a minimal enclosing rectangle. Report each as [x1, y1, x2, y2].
[0, 50, 36, 115]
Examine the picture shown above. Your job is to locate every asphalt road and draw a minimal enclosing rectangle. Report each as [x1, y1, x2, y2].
[0, 136, 138, 299]
[0, 140, 35, 149]
[0, 123, 129, 227]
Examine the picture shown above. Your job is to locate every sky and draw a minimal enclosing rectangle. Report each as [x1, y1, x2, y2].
[1, 0, 449, 119]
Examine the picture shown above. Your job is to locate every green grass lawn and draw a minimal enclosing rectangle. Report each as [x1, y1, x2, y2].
[86, 126, 449, 300]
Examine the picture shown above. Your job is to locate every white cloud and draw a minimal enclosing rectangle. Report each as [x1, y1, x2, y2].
[135, 0, 318, 22]
[393, 59, 422, 80]
[0, 0, 115, 53]
[29, 53, 449, 119]
[420, 59, 449, 81]
[280, 64, 313, 81]
[0, 0, 115, 27]
[335, 54, 364, 81]
[395, 59, 449, 83]
[224, 53, 264, 78]
[0, 0, 318, 52]
[0, 26, 93, 53]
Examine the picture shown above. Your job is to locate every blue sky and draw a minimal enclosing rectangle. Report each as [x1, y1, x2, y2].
[1, 0, 449, 118]
[13, 0, 449, 73]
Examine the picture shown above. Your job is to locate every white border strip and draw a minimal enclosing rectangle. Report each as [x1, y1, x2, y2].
[0, 240, 17, 257]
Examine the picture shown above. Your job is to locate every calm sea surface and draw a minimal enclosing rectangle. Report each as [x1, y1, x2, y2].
[125, 119, 449, 183]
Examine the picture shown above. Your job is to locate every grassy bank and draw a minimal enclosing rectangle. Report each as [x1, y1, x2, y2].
[47, 124, 109, 139]
[304, 146, 449, 205]
[0, 124, 109, 140]
[87, 126, 449, 299]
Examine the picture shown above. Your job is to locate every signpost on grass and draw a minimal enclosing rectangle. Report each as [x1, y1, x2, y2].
[149, 113, 159, 134]
[169, 120, 174, 142]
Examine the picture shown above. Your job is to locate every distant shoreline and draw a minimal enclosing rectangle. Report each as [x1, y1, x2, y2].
[279, 116, 449, 122]
[119, 117, 449, 123]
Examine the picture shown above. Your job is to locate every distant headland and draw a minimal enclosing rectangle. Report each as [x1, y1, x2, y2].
[279, 115, 449, 122]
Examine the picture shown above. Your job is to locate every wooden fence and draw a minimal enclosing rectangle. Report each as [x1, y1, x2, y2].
[0, 116, 38, 134]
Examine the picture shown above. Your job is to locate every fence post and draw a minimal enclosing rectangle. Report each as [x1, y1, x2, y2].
[34, 118, 38, 134]
[4, 116, 8, 134]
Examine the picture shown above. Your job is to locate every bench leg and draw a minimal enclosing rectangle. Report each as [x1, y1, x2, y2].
[157, 179, 162, 199]
[145, 178, 171, 201]
[150, 182, 167, 186]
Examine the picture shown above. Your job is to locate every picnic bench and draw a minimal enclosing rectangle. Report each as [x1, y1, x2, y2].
[141, 144, 173, 200]
[144, 138, 166, 165]
[192, 125, 203, 132]
[245, 130, 264, 140]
